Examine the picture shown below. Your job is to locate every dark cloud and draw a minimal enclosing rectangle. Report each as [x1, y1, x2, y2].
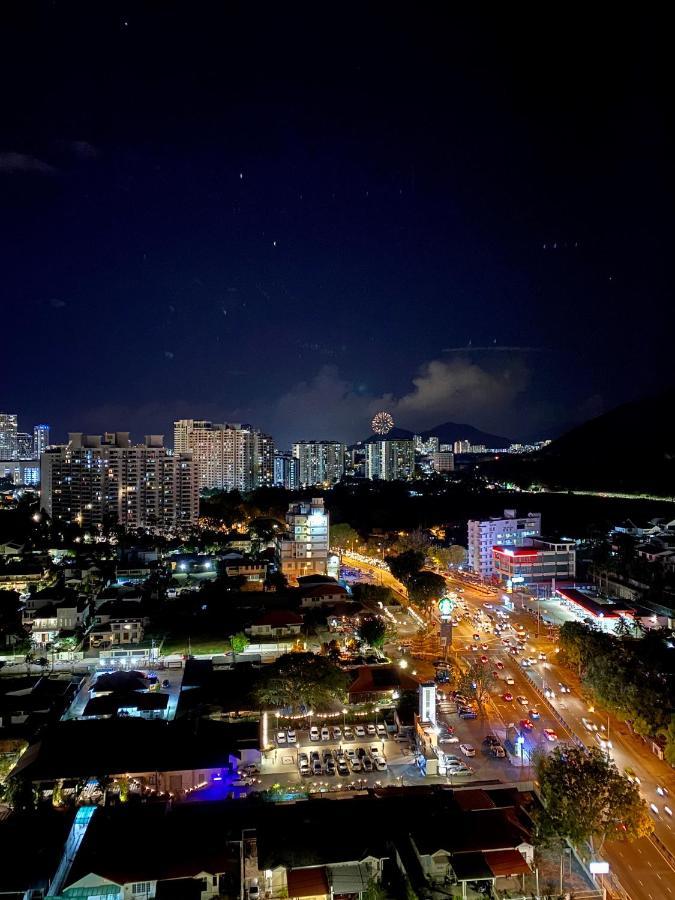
[0, 152, 56, 175]
[48, 298, 68, 309]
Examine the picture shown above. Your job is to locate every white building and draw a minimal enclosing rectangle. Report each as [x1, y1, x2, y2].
[174, 419, 274, 491]
[366, 439, 415, 481]
[453, 440, 471, 454]
[0, 413, 18, 460]
[278, 497, 329, 582]
[467, 509, 542, 577]
[41, 432, 198, 529]
[33, 423, 50, 456]
[292, 440, 345, 486]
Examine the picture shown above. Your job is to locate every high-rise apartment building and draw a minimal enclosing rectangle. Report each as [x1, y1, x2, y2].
[292, 440, 345, 486]
[17, 432, 33, 458]
[0, 414, 18, 460]
[467, 509, 542, 577]
[274, 452, 300, 490]
[41, 432, 198, 529]
[366, 439, 415, 481]
[453, 440, 471, 454]
[174, 420, 273, 492]
[33, 424, 50, 457]
[414, 435, 439, 455]
[431, 450, 454, 473]
[278, 497, 329, 582]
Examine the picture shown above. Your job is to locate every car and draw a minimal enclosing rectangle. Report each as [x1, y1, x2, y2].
[543, 729, 558, 742]
[582, 718, 598, 733]
[337, 761, 350, 777]
[473, 633, 480, 641]
[333, 726, 342, 740]
[443, 754, 462, 764]
[459, 709, 477, 719]
[325, 761, 336, 776]
[520, 719, 534, 731]
[503, 692, 513, 702]
[298, 753, 309, 767]
[439, 734, 460, 743]
[483, 734, 500, 746]
[481, 643, 489, 650]
[558, 682, 570, 694]
[376, 723, 387, 736]
[492, 745, 506, 758]
[544, 688, 556, 700]
[312, 761, 323, 775]
[480, 655, 489, 664]
[538, 652, 547, 661]
[504, 676, 515, 685]
[309, 726, 320, 741]
[248, 882, 260, 900]
[344, 727, 354, 740]
[471, 645, 479, 652]
[375, 757, 387, 771]
[367, 723, 377, 734]
[509, 647, 519, 655]
[459, 743, 476, 757]
[287, 729, 297, 743]
[355, 725, 366, 737]
[350, 758, 362, 772]
[529, 709, 540, 720]
[447, 765, 473, 776]
[310, 750, 320, 763]
[362, 756, 373, 772]
[321, 726, 330, 741]
[277, 731, 287, 743]
[299, 764, 311, 776]
[322, 749, 334, 762]
[496, 661, 504, 669]
[345, 748, 357, 760]
[517, 696, 528, 706]
[520, 659, 530, 668]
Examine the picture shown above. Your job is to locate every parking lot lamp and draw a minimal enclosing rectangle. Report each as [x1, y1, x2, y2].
[342, 708, 347, 729]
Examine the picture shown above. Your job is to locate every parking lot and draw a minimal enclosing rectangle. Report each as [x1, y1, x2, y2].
[273, 720, 394, 780]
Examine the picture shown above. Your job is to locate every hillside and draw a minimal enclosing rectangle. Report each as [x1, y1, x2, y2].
[361, 422, 511, 447]
[482, 389, 675, 495]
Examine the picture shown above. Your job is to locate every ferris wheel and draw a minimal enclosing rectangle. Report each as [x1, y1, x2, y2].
[371, 411, 395, 435]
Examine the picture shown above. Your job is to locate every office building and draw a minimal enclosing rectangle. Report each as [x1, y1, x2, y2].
[467, 509, 542, 577]
[431, 451, 454, 473]
[366, 439, 415, 481]
[33, 423, 50, 457]
[0, 413, 18, 460]
[278, 497, 329, 582]
[292, 440, 345, 486]
[492, 538, 576, 587]
[274, 452, 300, 490]
[174, 419, 273, 492]
[17, 432, 33, 457]
[41, 432, 198, 529]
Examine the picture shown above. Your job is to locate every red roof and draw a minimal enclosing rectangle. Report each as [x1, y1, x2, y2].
[287, 867, 329, 898]
[253, 609, 303, 626]
[485, 849, 531, 877]
[492, 546, 539, 557]
[300, 584, 349, 597]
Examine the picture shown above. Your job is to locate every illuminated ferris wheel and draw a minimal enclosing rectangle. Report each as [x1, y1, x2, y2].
[371, 411, 395, 435]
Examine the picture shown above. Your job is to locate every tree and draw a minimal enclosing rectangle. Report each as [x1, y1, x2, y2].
[661, 715, 675, 766]
[394, 529, 431, 555]
[230, 632, 250, 655]
[320, 639, 342, 661]
[266, 570, 288, 592]
[536, 746, 653, 851]
[252, 652, 350, 712]
[357, 616, 387, 649]
[408, 571, 446, 611]
[330, 523, 360, 551]
[447, 544, 467, 566]
[385, 550, 425, 585]
[457, 660, 494, 708]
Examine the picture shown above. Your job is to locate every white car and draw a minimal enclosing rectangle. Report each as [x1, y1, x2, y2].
[287, 729, 297, 743]
[439, 735, 459, 744]
[309, 726, 320, 741]
[370, 745, 382, 758]
[376, 723, 387, 736]
[321, 726, 330, 741]
[447, 765, 473, 776]
[333, 726, 342, 740]
[367, 723, 377, 735]
[277, 730, 286, 743]
[459, 743, 476, 757]
[355, 725, 366, 737]
[374, 758, 387, 771]
[581, 718, 597, 733]
[517, 696, 529, 706]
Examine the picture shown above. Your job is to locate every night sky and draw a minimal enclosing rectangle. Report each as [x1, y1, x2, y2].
[1, 5, 672, 447]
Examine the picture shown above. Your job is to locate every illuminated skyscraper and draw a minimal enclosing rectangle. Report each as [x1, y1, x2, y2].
[0, 413, 18, 460]
[365, 439, 415, 481]
[292, 440, 345, 486]
[278, 497, 329, 581]
[174, 419, 274, 491]
[33, 424, 50, 457]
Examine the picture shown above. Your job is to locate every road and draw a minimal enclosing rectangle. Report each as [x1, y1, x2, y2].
[441, 571, 675, 900]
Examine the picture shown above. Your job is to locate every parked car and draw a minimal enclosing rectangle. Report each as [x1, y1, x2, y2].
[367, 723, 376, 735]
[350, 758, 362, 772]
[312, 761, 323, 775]
[333, 726, 342, 740]
[492, 745, 506, 758]
[321, 726, 330, 741]
[376, 723, 387, 736]
[344, 727, 354, 740]
[459, 743, 476, 757]
[309, 726, 320, 741]
[355, 725, 366, 737]
[337, 761, 350, 777]
[362, 756, 373, 772]
[375, 757, 387, 771]
[277, 731, 286, 743]
[287, 729, 297, 743]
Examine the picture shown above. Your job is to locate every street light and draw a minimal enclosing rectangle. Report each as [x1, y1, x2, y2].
[399, 659, 408, 669]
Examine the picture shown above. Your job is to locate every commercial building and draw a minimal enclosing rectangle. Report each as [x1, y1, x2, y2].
[274, 451, 300, 489]
[41, 432, 198, 529]
[33, 423, 50, 456]
[17, 432, 32, 457]
[174, 419, 273, 491]
[278, 497, 329, 582]
[492, 538, 576, 587]
[292, 440, 345, 486]
[431, 450, 454, 473]
[0, 413, 18, 460]
[366, 439, 415, 481]
[467, 509, 542, 577]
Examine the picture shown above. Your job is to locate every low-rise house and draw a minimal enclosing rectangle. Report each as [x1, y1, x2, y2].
[223, 557, 268, 587]
[247, 609, 303, 638]
[348, 664, 419, 704]
[300, 582, 350, 607]
[88, 617, 145, 648]
[0, 560, 47, 592]
[30, 598, 91, 647]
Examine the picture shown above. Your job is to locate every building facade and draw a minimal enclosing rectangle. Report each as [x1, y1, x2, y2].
[467, 509, 542, 577]
[292, 440, 345, 486]
[33, 423, 50, 456]
[365, 439, 415, 481]
[431, 451, 454, 473]
[274, 451, 300, 489]
[0, 413, 18, 460]
[278, 497, 329, 582]
[41, 432, 198, 529]
[492, 538, 576, 586]
[17, 432, 33, 457]
[174, 419, 273, 491]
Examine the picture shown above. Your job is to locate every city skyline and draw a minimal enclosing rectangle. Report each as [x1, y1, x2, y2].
[1, 7, 672, 447]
